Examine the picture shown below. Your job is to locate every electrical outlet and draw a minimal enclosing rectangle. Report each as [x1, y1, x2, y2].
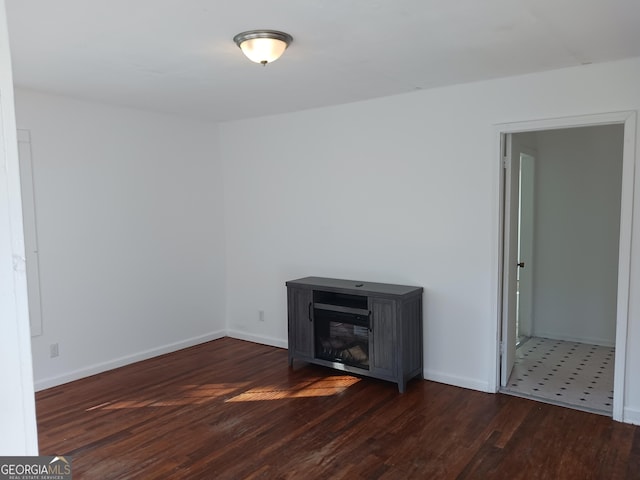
[259, 310, 265, 322]
[50, 343, 59, 358]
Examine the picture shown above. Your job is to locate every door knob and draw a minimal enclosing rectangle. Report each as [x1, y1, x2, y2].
[517, 262, 525, 268]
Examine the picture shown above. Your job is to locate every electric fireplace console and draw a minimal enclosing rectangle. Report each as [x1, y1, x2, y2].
[286, 276, 423, 392]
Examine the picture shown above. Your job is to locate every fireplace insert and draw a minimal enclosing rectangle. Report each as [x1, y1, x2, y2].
[314, 308, 370, 369]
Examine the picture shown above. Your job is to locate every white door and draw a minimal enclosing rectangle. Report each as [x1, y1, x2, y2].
[501, 134, 521, 386]
[17, 129, 43, 337]
[516, 152, 535, 338]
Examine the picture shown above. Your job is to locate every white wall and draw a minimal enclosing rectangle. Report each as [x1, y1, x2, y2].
[220, 57, 640, 423]
[14, 89, 226, 389]
[0, 0, 38, 454]
[531, 125, 623, 345]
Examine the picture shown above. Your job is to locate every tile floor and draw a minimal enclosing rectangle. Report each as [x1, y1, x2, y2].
[503, 337, 614, 415]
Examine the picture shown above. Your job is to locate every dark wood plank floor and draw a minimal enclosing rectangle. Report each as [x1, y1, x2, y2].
[36, 338, 640, 479]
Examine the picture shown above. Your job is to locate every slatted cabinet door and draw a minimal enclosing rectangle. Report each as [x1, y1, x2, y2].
[287, 286, 314, 365]
[369, 297, 396, 381]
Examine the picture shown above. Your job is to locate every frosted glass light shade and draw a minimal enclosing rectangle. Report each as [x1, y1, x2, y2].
[240, 38, 288, 64]
[234, 30, 293, 65]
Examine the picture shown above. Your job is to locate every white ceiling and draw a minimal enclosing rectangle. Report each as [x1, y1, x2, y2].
[6, 0, 640, 123]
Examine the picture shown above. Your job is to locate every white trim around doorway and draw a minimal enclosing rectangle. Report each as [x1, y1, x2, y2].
[491, 111, 637, 423]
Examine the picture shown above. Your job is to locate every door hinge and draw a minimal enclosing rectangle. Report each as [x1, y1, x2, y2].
[500, 341, 505, 355]
[502, 157, 508, 169]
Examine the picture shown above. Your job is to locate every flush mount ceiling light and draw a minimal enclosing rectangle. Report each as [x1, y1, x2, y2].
[233, 30, 293, 66]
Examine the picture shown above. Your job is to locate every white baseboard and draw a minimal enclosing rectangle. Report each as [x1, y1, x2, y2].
[226, 329, 287, 349]
[531, 331, 615, 347]
[226, 334, 491, 395]
[225, 333, 491, 394]
[424, 369, 492, 393]
[623, 407, 640, 425]
[34, 330, 226, 391]
[38, 330, 632, 419]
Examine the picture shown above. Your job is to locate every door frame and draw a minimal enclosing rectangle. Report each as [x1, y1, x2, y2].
[493, 111, 637, 422]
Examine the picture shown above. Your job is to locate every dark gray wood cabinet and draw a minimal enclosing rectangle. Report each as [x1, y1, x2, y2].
[286, 276, 423, 393]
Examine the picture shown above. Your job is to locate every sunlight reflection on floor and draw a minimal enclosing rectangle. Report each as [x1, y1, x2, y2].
[85, 376, 359, 411]
[226, 376, 360, 402]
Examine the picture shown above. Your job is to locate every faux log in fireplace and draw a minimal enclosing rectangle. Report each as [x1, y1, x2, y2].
[286, 277, 423, 393]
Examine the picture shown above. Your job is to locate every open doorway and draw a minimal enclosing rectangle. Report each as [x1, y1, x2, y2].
[496, 112, 636, 421]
